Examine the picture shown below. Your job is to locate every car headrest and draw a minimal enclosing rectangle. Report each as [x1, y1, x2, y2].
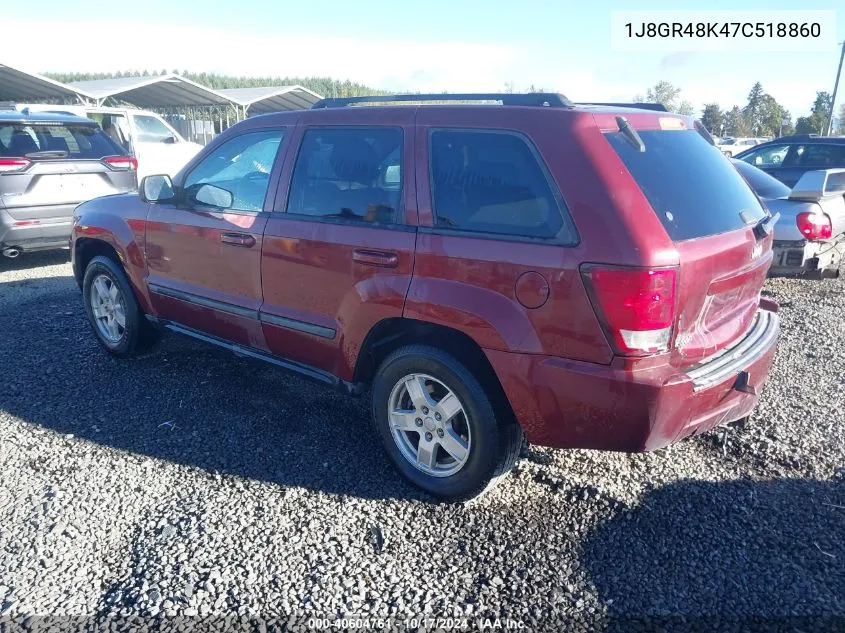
[330, 137, 379, 183]
[10, 132, 39, 156]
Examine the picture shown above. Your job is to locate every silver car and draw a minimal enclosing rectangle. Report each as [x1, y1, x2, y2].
[0, 111, 137, 258]
[734, 160, 845, 278]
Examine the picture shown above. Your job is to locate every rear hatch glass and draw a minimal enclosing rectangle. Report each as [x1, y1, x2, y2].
[0, 121, 126, 159]
[605, 129, 767, 240]
[605, 127, 772, 366]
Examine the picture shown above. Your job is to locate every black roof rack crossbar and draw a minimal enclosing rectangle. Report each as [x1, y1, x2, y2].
[575, 102, 668, 112]
[311, 93, 573, 109]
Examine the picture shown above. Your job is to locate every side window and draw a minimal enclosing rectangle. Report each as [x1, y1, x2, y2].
[798, 144, 845, 168]
[183, 129, 284, 212]
[100, 114, 131, 152]
[429, 129, 571, 241]
[133, 115, 175, 143]
[286, 127, 403, 225]
[742, 144, 789, 167]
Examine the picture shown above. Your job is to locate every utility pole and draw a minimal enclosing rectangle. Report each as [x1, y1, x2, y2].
[827, 40, 845, 136]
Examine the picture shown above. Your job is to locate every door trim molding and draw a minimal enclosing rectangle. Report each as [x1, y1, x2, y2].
[149, 283, 336, 339]
[259, 312, 336, 340]
[149, 284, 259, 320]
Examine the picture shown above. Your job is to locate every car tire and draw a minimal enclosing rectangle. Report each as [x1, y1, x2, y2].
[372, 344, 523, 501]
[82, 255, 158, 357]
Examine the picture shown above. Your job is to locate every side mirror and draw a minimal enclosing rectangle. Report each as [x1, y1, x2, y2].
[193, 183, 233, 209]
[162, 136, 177, 145]
[140, 174, 175, 203]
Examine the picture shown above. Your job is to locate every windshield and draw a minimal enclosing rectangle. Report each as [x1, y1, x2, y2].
[605, 129, 767, 241]
[0, 122, 126, 159]
[732, 159, 791, 199]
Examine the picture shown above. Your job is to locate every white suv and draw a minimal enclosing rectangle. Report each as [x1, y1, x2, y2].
[16, 104, 203, 181]
[718, 137, 768, 158]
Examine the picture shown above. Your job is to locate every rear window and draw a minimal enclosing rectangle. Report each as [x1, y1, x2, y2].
[733, 159, 791, 199]
[606, 129, 767, 241]
[429, 129, 575, 242]
[0, 122, 126, 159]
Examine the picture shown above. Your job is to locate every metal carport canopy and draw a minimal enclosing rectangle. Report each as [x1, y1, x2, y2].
[0, 63, 93, 102]
[68, 74, 234, 107]
[217, 86, 323, 114]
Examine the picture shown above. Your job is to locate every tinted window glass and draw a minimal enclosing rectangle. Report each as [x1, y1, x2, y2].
[797, 143, 845, 167]
[0, 122, 125, 159]
[429, 130, 569, 240]
[733, 160, 791, 199]
[184, 129, 283, 212]
[740, 144, 789, 167]
[606, 129, 766, 241]
[286, 128, 403, 225]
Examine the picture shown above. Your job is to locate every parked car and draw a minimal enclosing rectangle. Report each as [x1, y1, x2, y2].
[733, 159, 844, 278]
[735, 135, 845, 187]
[16, 104, 203, 182]
[0, 111, 137, 258]
[71, 93, 780, 500]
[718, 137, 767, 157]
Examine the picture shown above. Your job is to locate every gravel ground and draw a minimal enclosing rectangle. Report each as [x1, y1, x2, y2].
[0, 251, 843, 632]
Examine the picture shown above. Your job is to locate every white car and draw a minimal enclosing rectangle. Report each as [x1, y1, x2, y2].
[15, 104, 203, 181]
[734, 160, 845, 278]
[718, 137, 768, 158]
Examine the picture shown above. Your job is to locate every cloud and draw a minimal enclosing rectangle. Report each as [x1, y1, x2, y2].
[1, 18, 822, 118]
[3, 20, 522, 93]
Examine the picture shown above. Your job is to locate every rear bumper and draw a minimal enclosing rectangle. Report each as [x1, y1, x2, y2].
[0, 205, 75, 251]
[486, 307, 780, 452]
[770, 239, 842, 278]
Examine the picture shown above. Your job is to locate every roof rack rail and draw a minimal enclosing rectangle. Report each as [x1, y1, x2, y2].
[310, 93, 573, 109]
[575, 102, 668, 112]
[777, 133, 845, 141]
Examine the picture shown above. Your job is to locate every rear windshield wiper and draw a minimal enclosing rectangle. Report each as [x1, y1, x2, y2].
[616, 116, 645, 153]
[25, 150, 69, 159]
[744, 210, 780, 240]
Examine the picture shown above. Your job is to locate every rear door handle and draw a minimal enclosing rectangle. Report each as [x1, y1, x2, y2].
[353, 249, 398, 268]
[220, 232, 256, 248]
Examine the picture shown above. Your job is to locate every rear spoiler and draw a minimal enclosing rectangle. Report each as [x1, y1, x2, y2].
[788, 168, 845, 202]
[575, 102, 668, 112]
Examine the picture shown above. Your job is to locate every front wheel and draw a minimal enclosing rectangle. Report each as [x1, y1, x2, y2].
[82, 255, 158, 357]
[372, 345, 522, 501]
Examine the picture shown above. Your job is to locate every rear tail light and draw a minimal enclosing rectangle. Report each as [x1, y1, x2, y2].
[0, 157, 31, 173]
[796, 211, 832, 240]
[102, 156, 138, 171]
[581, 265, 677, 356]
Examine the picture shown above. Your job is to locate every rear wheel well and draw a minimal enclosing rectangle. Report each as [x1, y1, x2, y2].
[355, 318, 516, 424]
[74, 239, 121, 287]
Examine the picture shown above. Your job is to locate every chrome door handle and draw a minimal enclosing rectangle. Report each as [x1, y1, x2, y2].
[220, 233, 256, 247]
[353, 249, 398, 268]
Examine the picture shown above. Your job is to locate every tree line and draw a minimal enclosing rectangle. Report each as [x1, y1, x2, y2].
[43, 70, 384, 99]
[635, 80, 844, 137]
[39, 71, 845, 134]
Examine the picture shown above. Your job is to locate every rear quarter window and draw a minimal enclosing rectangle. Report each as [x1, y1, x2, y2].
[0, 122, 126, 159]
[606, 129, 766, 241]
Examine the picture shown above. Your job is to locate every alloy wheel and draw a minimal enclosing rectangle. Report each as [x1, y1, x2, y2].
[387, 373, 472, 477]
[89, 273, 127, 344]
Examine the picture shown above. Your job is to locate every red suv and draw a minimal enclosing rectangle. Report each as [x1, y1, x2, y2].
[71, 93, 780, 500]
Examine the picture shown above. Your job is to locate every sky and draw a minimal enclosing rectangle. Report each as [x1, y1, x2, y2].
[3, 0, 843, 119]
